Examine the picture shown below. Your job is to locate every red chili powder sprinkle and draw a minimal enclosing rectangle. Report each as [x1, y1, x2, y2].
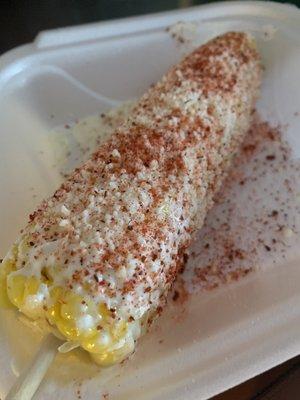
[171, 112, 300, 295]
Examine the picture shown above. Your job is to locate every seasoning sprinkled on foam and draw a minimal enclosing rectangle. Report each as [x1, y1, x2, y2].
[182, 113, 300, 292]
[166, 21, 198, 45]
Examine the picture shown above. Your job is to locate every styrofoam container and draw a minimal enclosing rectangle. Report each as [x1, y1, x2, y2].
[1, 1, 300, 399]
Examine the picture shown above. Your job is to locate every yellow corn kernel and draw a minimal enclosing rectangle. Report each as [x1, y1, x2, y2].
[50, 286, 63, 302]
[91, 351, 114, 366]
[98, 302, 110, 319]
[61, 293, 99, 337]
[81, 330, 112, 354]
[24, 276, 39, 297]
[91, 339, 134, 367]
[60, 293, 83, 321]
[46, 302, 61, 325]
[46, 289, 97, 340]
[60, 292, 96, 318]
[46, 286, 63, 324]
[0, 277, 9, 307]
[7, 274, 26, 308]
[0, 245, 18, 307]
[0, 258, 15, 306]
[20, 278, 49, 319]
[79, 325, 98, 340]
[84, 298, 98, 319]
[111, 320, 127, 340]
[56, 318, 80, 341]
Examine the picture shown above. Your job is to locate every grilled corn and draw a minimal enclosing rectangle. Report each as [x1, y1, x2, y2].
[0, 32, 261, 366]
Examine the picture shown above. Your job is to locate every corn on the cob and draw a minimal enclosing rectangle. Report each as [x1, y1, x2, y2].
[0, 32, 261, 366]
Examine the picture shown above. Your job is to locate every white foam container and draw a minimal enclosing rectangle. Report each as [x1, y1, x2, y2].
[1, 1, 300, 399]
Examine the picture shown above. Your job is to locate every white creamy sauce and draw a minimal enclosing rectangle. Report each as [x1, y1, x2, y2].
[48, 101, 136, 177]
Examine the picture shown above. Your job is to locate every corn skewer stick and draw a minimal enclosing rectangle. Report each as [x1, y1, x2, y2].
[6, 334, 61, 400]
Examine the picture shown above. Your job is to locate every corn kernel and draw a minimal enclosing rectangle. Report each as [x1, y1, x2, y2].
[50, 286, 63, 302]
[21, 279, 48, 319]
[7, 274, 26, 308]
[112, 320, 127, 341]
[60, 293, 83, 321]
[46, 302, 61, 325]
[91, 338, 134, 366]
[56, 317, 80, 340]
[81, 330, 111, 354]
[24, 276, 39, 297]
[98, 302, 110, 319]
[0, 258, 15, 306]
[76, 315, 98, 339]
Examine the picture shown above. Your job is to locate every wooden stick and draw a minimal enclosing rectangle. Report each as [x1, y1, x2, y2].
[6, 334, 60, 400]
